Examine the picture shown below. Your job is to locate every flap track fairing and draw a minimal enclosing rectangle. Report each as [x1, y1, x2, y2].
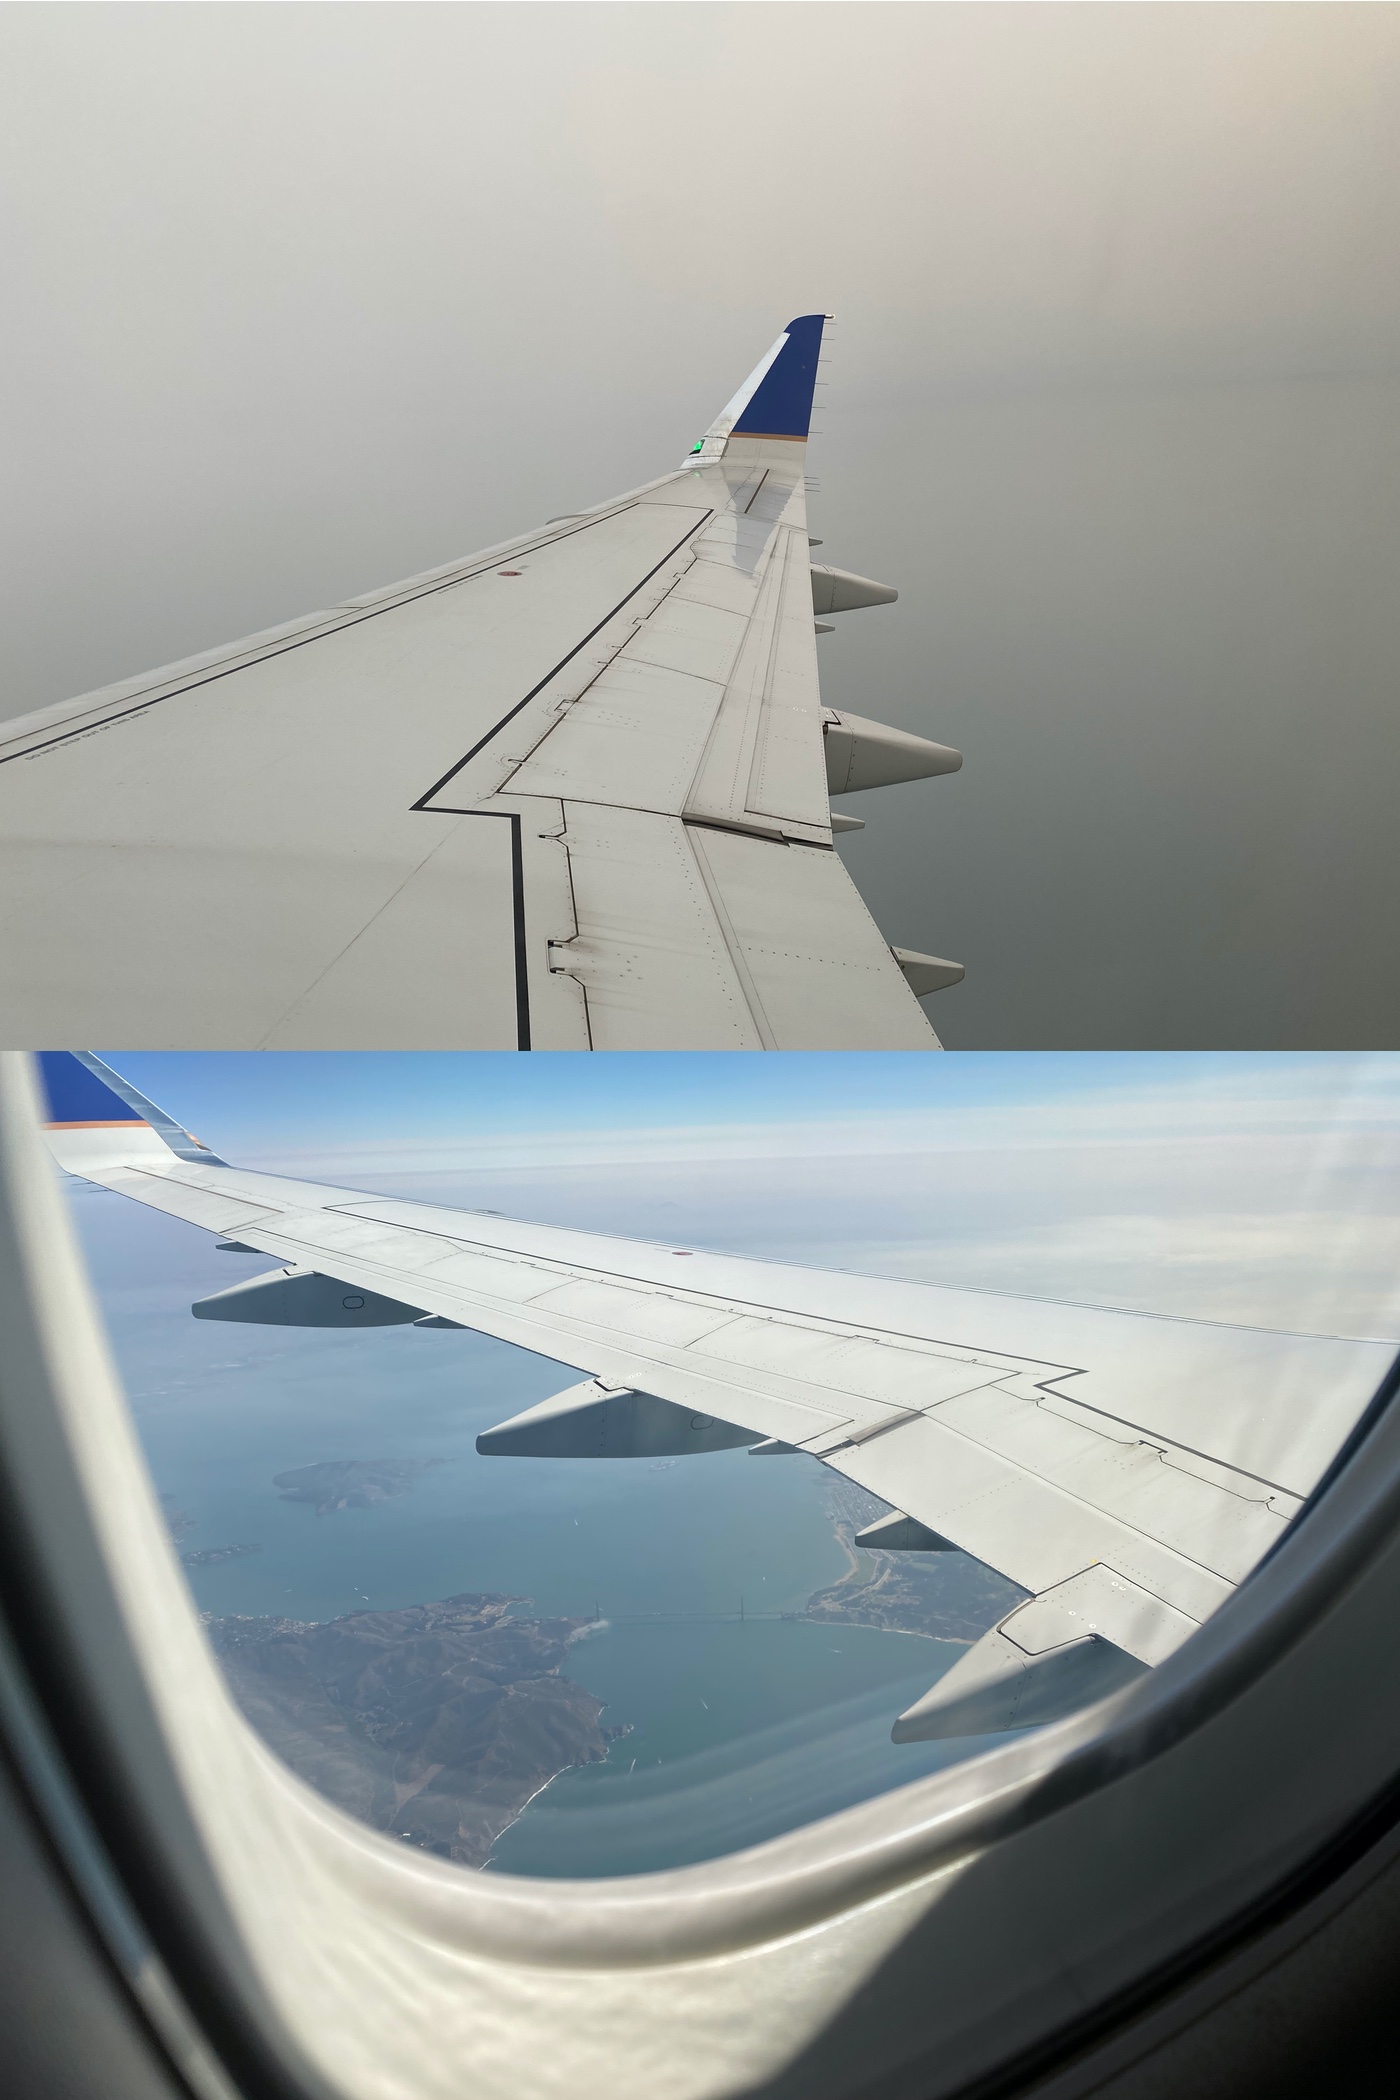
[477, 1380, 754, 1459]
[892, 1626, 1146, 1743]
[810, 565, 898, 615]
[892, 950, 965, 997]
[191, 1266, 424, 1328]
[823, 710, 963, 795]
[855, 1511, 958, 1551]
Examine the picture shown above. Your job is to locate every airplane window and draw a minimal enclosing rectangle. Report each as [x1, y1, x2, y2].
[48, 1049, 1400, 1882]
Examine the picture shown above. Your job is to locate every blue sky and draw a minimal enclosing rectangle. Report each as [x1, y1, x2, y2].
[99, 1051, 1396, 1169]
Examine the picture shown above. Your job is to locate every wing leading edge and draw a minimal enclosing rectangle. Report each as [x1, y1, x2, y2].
[4, 319, 961, 1051]
[38, 1053, 1396, 1746]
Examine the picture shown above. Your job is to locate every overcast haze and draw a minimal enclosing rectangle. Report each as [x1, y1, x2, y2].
[5, 4, 1399, 1046]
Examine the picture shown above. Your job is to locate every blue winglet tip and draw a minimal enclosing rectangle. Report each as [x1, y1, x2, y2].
[36, 1051, 145, 1127]
[732, 313, 827, 440]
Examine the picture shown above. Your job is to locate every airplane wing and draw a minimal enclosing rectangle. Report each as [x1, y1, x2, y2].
[39, 1052, 1396, 1744]
[3, 318, 963, 1051]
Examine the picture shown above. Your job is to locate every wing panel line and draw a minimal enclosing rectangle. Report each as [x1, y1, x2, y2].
[683, 822, 781, 1049]
[1, 506, 653, 770]
[506, 808, 530, 1051]
[412, 511, 716, 811]
[1041, 1392, 1313, 1503]
[741, 470, 771, 515]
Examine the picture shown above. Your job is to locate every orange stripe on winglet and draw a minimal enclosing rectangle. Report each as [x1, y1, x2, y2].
[44, 1119, 152, 1131]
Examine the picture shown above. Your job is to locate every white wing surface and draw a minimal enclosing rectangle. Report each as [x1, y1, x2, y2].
[4, 319, 961, 1050]
[40, 1054, 1396, 1743]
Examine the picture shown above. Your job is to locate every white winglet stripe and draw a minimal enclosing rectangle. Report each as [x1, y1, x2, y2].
[700, 329, 790, 446]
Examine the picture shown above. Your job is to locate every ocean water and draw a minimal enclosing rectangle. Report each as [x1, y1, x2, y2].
[488, 1621, 981, 1877]
[71, 1186, 986, 1874]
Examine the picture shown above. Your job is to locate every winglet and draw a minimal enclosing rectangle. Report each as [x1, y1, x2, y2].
[689, 314, 828, 462]
[37, 1052, 226, 1175]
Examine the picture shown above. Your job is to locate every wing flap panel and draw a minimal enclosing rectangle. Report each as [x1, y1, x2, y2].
[1000, 1566, 1199, 1666]
[623, 597, 749, 685]
[670, 559, 763, 619]
[690, 1319, 1002, 1413]
[404, 1249, 567, 1304]
[686, 827, 940, 1049]
[551, 803, 766, 1049]
[506, 661, 725, 814]
[743, 530, 830, 830]
[515, 1280, 742, 1350]
[693, 512, 777, 573]
[826, 1413, 1237, 1624]
[91, 1169, 281, 1237]
[683, 521, 830, 840]
[930, 1385, 1287, 1582]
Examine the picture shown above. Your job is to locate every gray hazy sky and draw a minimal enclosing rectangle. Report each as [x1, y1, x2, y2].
[5, 3, 1399, 1047]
